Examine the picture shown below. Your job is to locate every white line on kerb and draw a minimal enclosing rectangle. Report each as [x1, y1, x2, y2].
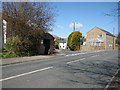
[0, 66, 53, 82]
[66, 58, 85, 64]
[104, 69, 120, 90]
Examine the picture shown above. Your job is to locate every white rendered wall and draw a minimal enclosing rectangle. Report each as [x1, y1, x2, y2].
[59, 42, 67, 49]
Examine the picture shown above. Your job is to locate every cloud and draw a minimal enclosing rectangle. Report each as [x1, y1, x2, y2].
[56, 25, 64, 29]
[69, 23, 83, 29]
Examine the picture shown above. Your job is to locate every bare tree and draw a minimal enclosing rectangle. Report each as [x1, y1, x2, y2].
[2, 2, 56, 55]
[2, 2, 56, 38]
[104, 2, 119, 17]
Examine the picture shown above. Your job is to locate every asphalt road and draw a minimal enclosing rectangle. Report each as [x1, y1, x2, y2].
[1, 50, 119, 88]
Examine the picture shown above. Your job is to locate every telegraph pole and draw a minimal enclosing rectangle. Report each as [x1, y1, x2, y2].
[113, 27, 115, 50]
[74, 23, 75, 32]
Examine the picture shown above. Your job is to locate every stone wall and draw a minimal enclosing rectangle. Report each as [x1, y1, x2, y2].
[81, 45, 105, 51]
[106, 35, 116, 50]
[49, 40, 54, 54]
[81, 45, 118, 51]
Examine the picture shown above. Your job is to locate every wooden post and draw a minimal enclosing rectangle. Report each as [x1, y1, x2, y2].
[74, 23, 75, 32]
[113, 27, 115, 50]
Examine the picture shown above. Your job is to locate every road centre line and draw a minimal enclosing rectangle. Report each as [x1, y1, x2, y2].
[65, 50, 105, 57]
[66, 58, 85, 64]
[66, 53, 87, 57]
[67, 54, 100, 64]
[91, 55, 99, 57]
[0, 66, 53, 82]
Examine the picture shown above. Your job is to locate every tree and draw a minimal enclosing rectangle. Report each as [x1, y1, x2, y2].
[70, 31, 82, 51]
[67, 32, 73, 49]
[2, 2, 56, 56]
[55, 41, 59, 49]
[104, 2, 119, 17]
[2, 2, 56, 38]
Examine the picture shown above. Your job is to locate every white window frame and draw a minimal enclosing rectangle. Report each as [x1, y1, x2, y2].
[98, 34, 102, 37]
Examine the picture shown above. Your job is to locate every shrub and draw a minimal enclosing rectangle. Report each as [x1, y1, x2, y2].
[55, 41, 59, 49]
[3, 36, 29, 58]
[67, 32, 74, 49]
[2, 37, 19, 58]
[4, 36, 20, 54]
[70, 31, 82, 51]
[116, 44, 120, 49]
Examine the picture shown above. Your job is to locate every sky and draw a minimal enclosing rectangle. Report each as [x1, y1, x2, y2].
[49, 2, 118, 38]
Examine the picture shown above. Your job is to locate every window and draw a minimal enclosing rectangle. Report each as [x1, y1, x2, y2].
[98, 34, 102, 37]
[96, 42, 100, 46]
[89, 42, 91, 46]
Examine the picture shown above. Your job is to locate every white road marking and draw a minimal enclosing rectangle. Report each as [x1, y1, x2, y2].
[80, 58, 85, 60]
[0, 66, 53, 82]
[66, 58, 85, 64]
[104, 69, 120, 90]
[66, 53, 87, 57]
[65, 50, 105, 57]
[91, 55, 99, 57]
[94, 50, 104, 52]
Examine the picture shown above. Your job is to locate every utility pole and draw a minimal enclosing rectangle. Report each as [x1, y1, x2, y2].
[113, 27, 115, 50]
[105, 32, 106, 50]
[74, 23, 75, 32]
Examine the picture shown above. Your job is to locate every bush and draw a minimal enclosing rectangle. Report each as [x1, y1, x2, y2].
[5, 36, 18, 52]
[2, 36, 29, 58]
[3, 31, 43, 58]
[55, 41, 59, 49]
[116, 44, 120, 49]
[2, 52, 19, 58]
[4, 36, 21, 56]
[67, 32, 74, 49]
[70, 31, 82, 51]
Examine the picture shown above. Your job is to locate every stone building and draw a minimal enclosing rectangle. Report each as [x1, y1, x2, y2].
[43, 33, 54, 54]
[86, 27, 115, 50]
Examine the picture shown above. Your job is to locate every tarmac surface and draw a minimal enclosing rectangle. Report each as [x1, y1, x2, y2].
[1, 50, 119, 89]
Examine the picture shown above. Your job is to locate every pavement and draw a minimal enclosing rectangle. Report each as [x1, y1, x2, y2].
[1, 50, 119, 88]
[0, 49, 66, 66]
[0, 49, 91, 66]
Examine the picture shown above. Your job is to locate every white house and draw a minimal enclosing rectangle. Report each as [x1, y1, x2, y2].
[57, 39, 67, 49]
[82, 38, 86, 45]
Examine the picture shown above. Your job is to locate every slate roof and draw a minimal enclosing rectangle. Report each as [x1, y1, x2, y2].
[56, 40, 67, 43]
[96, 27, 115, 37]
[87, 27, 115, 37]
